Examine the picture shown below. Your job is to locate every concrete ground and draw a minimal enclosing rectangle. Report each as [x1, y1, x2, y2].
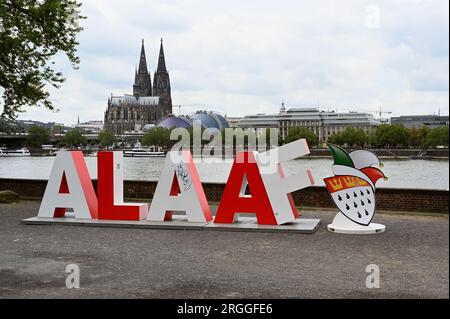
[0, 200, 448, 299]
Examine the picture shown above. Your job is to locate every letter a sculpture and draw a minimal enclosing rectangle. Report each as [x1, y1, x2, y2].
[324, 144, 388, 234]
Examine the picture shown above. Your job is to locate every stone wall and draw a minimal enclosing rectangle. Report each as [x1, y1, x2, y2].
[0, 178, 447, 213]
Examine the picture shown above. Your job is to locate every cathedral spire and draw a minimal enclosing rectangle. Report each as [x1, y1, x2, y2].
[138, 38, 148, 74]
[133, 39, 152, 97]
[153, 37, 172, 113]
[156, 38, 167, 73]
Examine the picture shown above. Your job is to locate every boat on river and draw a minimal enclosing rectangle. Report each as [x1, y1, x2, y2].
[0, 148, 31, 157]
[123, 148, 165, 157]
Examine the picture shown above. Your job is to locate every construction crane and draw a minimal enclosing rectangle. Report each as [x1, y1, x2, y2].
[370, 106, 392, 119]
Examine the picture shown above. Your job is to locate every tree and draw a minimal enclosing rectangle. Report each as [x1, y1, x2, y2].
[374, 125, 390, 147]
[284, 127, 318, 146]
[418, 126, 431, 147]
[340, 127, 356, 146]
[409, 127, 421, 147]
[354, 129, 367, 147]
[392, 125, 411, 148]
[375, 124, 411, 148]
[328, 132, 344, 146]
[426, 126, 449, 148]
[98, 129, 116, 148]
[409, 126, 431, 148]
[141, 127, 172, 148]
[0, 0, 85, 119]
[367, 130, 377, 147]
[51, 124, 64, 135]
[61, 129, 86, 147]
[328, 127, 367, 147]
[26, 125, 50, 148]
[0, 119, 16, 133]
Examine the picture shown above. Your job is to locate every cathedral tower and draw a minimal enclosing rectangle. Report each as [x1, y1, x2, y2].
[104, 39, 173, 135]
[133, 39, 152, 97]
[153, 38, 172, 113]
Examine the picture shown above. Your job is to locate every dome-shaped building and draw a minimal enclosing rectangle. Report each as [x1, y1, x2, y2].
[156, 114, 193, 129]
[190, 111, 229, 131]
[155, 111, 229, 130]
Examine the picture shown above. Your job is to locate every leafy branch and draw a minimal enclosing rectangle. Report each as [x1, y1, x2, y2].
[0, 0, 85, 119]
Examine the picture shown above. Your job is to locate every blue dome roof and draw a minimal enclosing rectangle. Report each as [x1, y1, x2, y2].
[155, 112, 230, 130]
[190, 112, 229, 130]
[156, 115, 192, 129]
[213, 113, 230, 130]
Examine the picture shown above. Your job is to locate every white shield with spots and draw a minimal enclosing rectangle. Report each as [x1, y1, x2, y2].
[325, 175, 376, 226]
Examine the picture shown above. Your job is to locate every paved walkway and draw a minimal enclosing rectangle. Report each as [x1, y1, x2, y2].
[0, 200, 448, 298]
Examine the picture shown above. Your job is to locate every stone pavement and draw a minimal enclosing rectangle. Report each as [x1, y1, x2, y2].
[0, 200, 448, 298]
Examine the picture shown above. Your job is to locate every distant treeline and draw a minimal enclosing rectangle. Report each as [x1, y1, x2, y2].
[286, 124, 449, 149]
[10, 123, 450, 150]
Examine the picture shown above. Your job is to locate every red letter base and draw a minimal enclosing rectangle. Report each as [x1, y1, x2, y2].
[98, 151, 148, 220]
[214, 152, 277, 225]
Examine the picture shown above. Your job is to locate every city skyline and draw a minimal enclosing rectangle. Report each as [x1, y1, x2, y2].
[17, 0, 449, 126]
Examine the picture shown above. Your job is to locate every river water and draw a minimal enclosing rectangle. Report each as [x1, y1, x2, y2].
[0, 156, 448, 190]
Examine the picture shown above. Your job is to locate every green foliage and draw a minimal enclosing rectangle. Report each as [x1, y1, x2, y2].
[284, 127, 318, 146]
[375, 124, 411, 148]
[98, 129, 116, 147]
[409, 126, 431, 147]
[426, 126, 449, 148]
[326, 124, 448, 149]
[328, 127, 367, 147]
[409, 127, 421, 147]
[26, 125, 50, 148]
[61, 129, 86, 147]
[141, 127, 172, 147]
[367, 130, 377, 147]
[0, 119, 19, 133]
[51, 124, 64, 135]
[418, 126, 431, 146]
[328, 132, 343, 146]
[0, 0, 85, 119]
[347, 127, 367, 147]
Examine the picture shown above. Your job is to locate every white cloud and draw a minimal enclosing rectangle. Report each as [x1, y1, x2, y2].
[18, 0, 449, 125]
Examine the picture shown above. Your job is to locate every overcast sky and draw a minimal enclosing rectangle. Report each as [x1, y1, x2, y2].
[19, 0, 449, 125]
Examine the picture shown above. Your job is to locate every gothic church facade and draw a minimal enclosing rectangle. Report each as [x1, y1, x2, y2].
[104, 39, 172, 135]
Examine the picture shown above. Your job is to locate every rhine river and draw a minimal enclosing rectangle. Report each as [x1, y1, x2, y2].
[0, 156, 448, 190]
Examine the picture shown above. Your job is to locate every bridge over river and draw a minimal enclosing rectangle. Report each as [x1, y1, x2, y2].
[0, 132, 146, 148]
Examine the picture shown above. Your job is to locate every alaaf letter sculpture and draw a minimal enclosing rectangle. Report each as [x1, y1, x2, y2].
[324, 144, 388, 234]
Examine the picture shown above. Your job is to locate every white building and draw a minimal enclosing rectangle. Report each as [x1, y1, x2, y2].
[224, 116, 244, 128]
[238, 107, 380, 142]
[75, 120, 104, 134]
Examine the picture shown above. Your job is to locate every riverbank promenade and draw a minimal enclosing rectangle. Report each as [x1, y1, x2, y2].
[0, 200, 448, 298]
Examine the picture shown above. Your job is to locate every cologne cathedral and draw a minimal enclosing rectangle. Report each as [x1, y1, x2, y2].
[103, 39, 173, 135]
